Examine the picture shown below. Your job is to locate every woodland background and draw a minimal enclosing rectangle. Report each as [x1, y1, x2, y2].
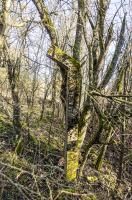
[0, 0, 132, 199]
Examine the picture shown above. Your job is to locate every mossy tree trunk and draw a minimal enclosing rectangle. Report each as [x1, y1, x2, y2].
[33, 0, 90, 181]
[7, 58, 21, 138]
[47, 45, 87, 180]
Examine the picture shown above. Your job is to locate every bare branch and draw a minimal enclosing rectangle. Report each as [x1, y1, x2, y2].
[99, 13, 127, 89]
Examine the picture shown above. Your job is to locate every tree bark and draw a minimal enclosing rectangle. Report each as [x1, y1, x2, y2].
[0, 0, 21, 138]
[7, 58, 21, 138]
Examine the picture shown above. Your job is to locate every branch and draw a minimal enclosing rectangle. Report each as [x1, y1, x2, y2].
[98, 0, 108, 53]
[54, 190, 95, 200]
[73, 0, 85, 61]
[32, 0, 58, 45]
[97, 21, 114, 70]
[99, 13, 127, 89]
[90, 91, 132, 98]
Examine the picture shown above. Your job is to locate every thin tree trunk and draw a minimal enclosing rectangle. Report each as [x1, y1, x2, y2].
[40, 83, 50, 121]
[117, 69, 127, 183]
[7, 59, 21, 138]
[0, 0, 21, 139]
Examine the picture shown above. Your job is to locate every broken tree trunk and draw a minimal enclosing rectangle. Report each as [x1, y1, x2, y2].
[47, 45, 82, 130]
[47, 45, 92, 181]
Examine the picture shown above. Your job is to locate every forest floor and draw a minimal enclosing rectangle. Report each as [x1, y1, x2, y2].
[0, 113, 131, 200]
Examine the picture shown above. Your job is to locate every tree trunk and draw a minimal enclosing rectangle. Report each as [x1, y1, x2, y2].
[7, 59, 21, 138]
[0, 0, 21, 138]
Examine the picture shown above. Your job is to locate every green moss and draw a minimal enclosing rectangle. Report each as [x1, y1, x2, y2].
[64, 188, 76, 193]
[47, 45, 80, 69]
[66, 112, 91, 181]
[29, 133, 39, 145]
[15, 137, 24, 155]
[95, 127, 113, 170]
[67, 150, 79, 181]
[78, 108, 91, 132]
[1, 152, 31, 170]
[116, 72, 124, 93]
[87, 176, 98, 183]
[0, 114, 12, 133]
[48, 45, 64, 56]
